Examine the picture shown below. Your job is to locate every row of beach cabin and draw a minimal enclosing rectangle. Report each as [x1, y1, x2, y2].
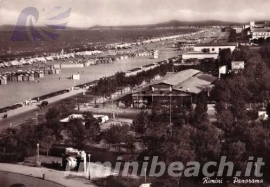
[0, 67, 61, 85]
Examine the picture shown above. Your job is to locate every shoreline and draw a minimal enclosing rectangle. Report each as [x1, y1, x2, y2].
[0, 28, 219, 111]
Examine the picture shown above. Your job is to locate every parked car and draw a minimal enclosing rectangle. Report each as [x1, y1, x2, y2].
[9, 184, 25, 187]
[2, 113, 8, 119]
[40, 101, 49, 108]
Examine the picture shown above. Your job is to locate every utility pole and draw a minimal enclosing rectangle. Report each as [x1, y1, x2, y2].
[169, 86, 173, 137]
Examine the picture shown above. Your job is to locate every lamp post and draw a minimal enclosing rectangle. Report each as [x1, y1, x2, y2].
[151, 87, 154, 106]
[88, 154, 91, 180]
[37, 143, 40, 161]
[144, 168, 147, 183]
[111, 96, 115, 119]
[169, 86, 173, 137]
[35, 112, 38, 125]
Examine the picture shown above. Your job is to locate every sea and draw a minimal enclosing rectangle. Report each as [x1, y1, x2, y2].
[0, 27, 197, 58]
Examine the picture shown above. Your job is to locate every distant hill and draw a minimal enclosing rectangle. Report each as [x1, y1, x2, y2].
[150, 20, 246, 27]
[88, 20, 247, 29]
[0, 20, 247, 31]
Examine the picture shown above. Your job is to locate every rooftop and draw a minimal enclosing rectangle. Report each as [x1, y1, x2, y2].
[195, 42, 238, 47]
[174, 74, 217, 94]
[148, 69, 217, 94]
[161, 69, 201, 86]
[252, 27, 270, 32]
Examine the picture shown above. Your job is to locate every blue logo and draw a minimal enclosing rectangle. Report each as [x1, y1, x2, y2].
[10, 6, 72, 41]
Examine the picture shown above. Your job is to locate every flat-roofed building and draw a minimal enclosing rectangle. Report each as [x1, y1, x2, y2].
[194, 42, 238, 54]
[132, 69, 217, 107]
[182, 52, 219, 60]
[17, 74, 23, 82]
[71, 74, 80, 80]
[251, 27, 270, 40]
[23, 74, 29, 81]
[231, 61, 245, 73]
[0, 76, 7, 85]
[177, 40, 198, 51]
[29, 74, 35, 81]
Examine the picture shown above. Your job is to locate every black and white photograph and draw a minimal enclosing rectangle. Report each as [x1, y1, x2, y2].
[0, 0, 270, 186]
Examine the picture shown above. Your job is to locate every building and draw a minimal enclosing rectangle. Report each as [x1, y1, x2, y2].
[250, 27, 270, 40]
[219, 65, 228, 78]
[232, 26, 243, 34]
[34, 71, 44, 78]
[0, 76, 7, 85]
[62, 148, 87, 171]
[139, 184, 151, 187]
[247, 21, 270, 40]
[23, 74, 29, 81]
[182, 52, 219, 60]
[55, 69, 61, 74]
[176, 40, 197, 51]
[153, 50, 159, 59]
[231, 61, 245, 73]
[131, 69, 217, 107]
[71, 74, 80, 80]
[257, 110, 268, 121]
[11, 74, 17, 81]
[193, 42, 238, 54]
[60, 114, 109, 124]
[29, 74, 35, 81]
[17, 75, 23, 82]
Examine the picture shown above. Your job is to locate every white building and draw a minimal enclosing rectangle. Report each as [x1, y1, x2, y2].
[219, 65, 228, 78]
[71, 74, 80, 80]
[250, 28, 270, 40]
[231, 61, 245, 71]
[182, 52, 219, 60]
[193, 42, 238, 54]
[153, 50, 159, 59]
[258, 110, 268, 121]
[60, 114, 109, 124]
[232, 26, 243, 34]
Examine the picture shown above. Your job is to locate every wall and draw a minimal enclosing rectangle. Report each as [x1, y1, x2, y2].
[182, 53, 219, 60]
[194, 46, 236, 53]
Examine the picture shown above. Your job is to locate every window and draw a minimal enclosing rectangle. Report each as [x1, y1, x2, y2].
[212, 48, 215, 51]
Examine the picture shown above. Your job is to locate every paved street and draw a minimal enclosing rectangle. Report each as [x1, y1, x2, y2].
[0, 171, 64, 187]
[0, 89, 84, 130]
[0, 163, 96, 187]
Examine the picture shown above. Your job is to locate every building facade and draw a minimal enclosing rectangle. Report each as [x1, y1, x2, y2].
[131, 69, 217, 108]
[182, 52, 219, 60]
[193, 42, 238, 54]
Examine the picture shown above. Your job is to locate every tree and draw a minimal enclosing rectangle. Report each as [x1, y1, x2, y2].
[228, 141, 246, 170]
[45, 107, 63, 140]
[217, 109, 234, 133]
[132, 111, 150, 134]
[103, 124, 130, 150]
[228, 29, 237, 42]
[83, 112, 101, 142]
[193, 122, 222, 163]
[219, 48, 232, 66]
[66, 118, 89, 149]
[193, 93, 208, 125]
[36, 124, 56, 156]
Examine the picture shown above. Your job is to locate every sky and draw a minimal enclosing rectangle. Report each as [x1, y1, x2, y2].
[0, 0, 270, 28]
